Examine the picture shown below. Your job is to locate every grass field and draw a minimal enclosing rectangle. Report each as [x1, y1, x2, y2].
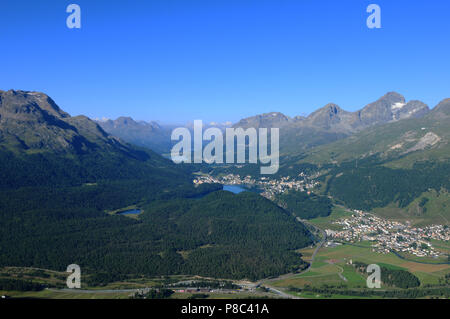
[287, 290, 381, 299]
[271, 241, 450, 290]
[0, 289, 132, 299]
[0, 288, 273, 300]
[291, 200, 450, 298]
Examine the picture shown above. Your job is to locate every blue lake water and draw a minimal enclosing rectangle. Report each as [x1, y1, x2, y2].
[223, 185, 247, 194]
[222, 184, 263, 194]
[118, 209, 141, 215]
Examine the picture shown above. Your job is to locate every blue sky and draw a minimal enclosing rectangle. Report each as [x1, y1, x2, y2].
[1, 0, 449, 123]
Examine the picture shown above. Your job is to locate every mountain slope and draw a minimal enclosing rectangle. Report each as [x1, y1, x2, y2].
[284, 98, 450, 222]
[0, 90, 190, 189]
[297, 98, 449, 167]
[0, 90, 132, 154]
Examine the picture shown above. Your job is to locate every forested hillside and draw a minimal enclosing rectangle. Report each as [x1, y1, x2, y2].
[277, 191, 332, 219]
[0, 191, 312, 281]
[326, 160, 450, 211]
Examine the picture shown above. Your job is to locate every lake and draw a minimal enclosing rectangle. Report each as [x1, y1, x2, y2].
[118, 209, 141, 215]
[223, 184, 262, 194]
[223, 185, 247, 194]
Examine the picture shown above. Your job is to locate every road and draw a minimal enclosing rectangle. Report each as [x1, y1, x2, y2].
[300, 217, 327, 270]
[48, 288, 138, 294]
[259, 218, 327, 298]
[266, 287, 302, 299]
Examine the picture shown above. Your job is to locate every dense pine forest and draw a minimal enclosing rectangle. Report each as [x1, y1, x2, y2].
[326, 160, 450, 210]
[0, 164, 312, 281]
[276, 191, 333, 219]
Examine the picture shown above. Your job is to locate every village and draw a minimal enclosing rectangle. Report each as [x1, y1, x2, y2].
[326, 210, 450, 258]
[193, 173, 319, 199]
[193, 174, 449, 260]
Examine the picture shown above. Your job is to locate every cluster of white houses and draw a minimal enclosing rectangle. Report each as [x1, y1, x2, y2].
[326, 210, 449, 258]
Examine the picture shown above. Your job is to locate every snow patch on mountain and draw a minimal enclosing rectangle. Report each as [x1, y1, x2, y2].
[392, 102, 406, 110]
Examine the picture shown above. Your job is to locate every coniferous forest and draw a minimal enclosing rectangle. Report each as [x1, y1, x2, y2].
[0, 148, 312, 281]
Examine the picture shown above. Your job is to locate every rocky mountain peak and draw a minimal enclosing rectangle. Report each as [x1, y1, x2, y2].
[0, 90, 132, 155]
[304, 103, 348, 129]
[115, 116, 137, 126]
[233, 112, 291, 128]
[358, 92, 407, 126]
[381, 91, 406, 103]
[0, 90, 70, 120]
[393, 100, 429, 120]
[310, 103, 343, 117]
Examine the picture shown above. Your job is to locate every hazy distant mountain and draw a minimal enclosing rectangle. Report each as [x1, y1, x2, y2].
[234, 112, 293, 129]
[100, 116, 162, 131]
[98, 117, 233, 154]
[97, 116, 174, 154]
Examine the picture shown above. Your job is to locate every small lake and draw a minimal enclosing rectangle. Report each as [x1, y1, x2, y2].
[223, 185, 247, 194]
[118, 209, 141, 215]
[223, 185, 262, 194]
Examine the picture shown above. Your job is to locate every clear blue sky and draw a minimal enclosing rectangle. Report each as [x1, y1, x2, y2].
[1, 0, 449, 123]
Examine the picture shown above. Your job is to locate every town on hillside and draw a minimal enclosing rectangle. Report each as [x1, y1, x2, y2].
[326, 210, 450, 258]
[193, 173, 319, 199]
[194, 174, 449, 260]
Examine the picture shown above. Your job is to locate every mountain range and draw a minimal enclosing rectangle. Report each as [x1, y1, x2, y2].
[234, 92, 429, 132]
[296, 98, 450, 167]
[98, 92, 433, 155]
[233, 92, 432, 153]
[96, 117, 233, 154]
[96, 116, 173, 154]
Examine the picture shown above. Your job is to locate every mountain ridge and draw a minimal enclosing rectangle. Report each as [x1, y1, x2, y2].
[0, 89, 133, 155]
[234, 92, 430, 134]
[292, 97, 450, 167]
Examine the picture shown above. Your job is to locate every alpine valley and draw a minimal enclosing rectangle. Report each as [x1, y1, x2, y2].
[1, 89, 449, 299]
